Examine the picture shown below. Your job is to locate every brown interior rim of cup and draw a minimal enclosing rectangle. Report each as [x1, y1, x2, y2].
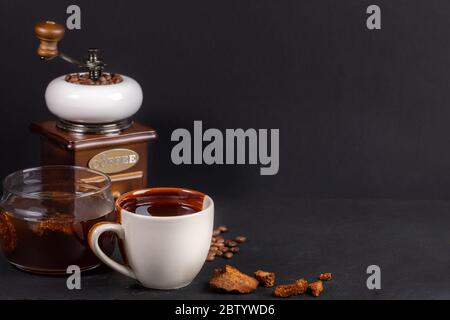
[115, 187, 207, 218]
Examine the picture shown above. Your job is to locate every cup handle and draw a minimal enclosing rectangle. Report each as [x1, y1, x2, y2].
[88, 222, 136, 279]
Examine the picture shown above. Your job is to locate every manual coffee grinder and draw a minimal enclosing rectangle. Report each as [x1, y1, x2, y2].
[31, 21, 157, 198]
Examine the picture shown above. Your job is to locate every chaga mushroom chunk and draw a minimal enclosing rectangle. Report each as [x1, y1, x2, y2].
[0, 212, 17, 253]
[209, 265, 259, 294]
[308, 281, 324, 297]
[254, 270, 275, 287]
[274, 278, 308, 298]
[319, 273, 332, 281]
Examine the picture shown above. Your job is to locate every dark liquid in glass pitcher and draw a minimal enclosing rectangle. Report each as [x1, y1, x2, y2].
[0, 189, 115, 274]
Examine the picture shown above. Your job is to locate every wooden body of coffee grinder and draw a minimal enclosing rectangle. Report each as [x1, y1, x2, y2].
[31, 21, 156, 198]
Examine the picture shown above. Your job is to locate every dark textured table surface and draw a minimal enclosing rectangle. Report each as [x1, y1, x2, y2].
[1, 198, 449, 300]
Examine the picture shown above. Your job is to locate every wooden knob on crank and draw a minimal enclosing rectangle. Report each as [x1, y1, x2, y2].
[34, 21, 65, 59]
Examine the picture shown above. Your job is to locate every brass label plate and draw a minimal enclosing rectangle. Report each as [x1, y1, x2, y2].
[88, 148, 139, 174]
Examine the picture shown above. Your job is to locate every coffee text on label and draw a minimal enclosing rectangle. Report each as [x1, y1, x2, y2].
[88, 149, 139, 174]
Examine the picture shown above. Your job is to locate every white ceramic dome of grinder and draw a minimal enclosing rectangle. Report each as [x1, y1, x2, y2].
[35, 21, 143, 132]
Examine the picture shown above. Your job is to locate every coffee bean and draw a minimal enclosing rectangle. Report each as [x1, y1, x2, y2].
[206, 254, 215, 262]
[215, 237, 225, 244]
[218, 225, 228, 233]
[230, 246, 240, 253]
[225, 240, 238, 247]
[64, 72, 123, 85]
[210, 225, 247, 260]
[224, 252, 234, 259]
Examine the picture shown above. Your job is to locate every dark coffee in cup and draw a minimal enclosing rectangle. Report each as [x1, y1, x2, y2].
[132, 203, 198, 217]
[118, 188, 205, 217]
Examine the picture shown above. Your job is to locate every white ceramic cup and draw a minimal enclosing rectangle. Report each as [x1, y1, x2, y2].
[88, 188, 214, 289]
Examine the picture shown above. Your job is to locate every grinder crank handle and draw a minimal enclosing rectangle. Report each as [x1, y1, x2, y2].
[34, 20, 82, 66]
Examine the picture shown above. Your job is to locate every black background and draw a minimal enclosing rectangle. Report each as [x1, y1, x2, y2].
[1, 0, 450, 300]
[2, 0, 450, 199]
